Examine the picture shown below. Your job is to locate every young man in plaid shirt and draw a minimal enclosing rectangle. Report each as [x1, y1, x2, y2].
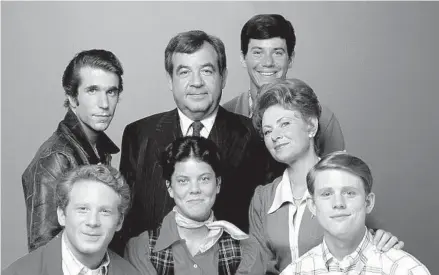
[281, 151, 430, 275]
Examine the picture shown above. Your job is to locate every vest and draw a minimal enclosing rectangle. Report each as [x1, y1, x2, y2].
[148, 228, 242, 275]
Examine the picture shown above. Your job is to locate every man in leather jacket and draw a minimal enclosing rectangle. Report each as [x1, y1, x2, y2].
[21, 49, 124, 252]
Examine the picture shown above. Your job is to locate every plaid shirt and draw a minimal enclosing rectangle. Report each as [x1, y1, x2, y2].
[281, 229, 431, 275]
[148, 227, 241, 275]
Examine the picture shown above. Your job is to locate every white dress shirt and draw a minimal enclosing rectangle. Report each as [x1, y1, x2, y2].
[267, 169, 312, 264]
[177, 108, 218, 138]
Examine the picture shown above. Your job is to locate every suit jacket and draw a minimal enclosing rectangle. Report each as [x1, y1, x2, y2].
[3, 233, 139, 275]
[113, 106, 282, 255]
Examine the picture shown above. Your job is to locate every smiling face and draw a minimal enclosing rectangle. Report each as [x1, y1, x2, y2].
[262, 104, 317, 165]
[167, 157, 221, 222]
[308, 169, 375, 241]
[242, 38, 292, 94]
[168, 42, 227, 121]
[69, 67, 119, 138]
[57, 180, 122, 263]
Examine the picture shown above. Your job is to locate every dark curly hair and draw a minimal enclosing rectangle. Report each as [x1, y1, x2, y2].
[160, 136, 222, 183]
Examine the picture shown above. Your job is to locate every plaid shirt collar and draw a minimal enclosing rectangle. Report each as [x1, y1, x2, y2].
[321, 227, 372, 272]
[61, 232, 110, 275]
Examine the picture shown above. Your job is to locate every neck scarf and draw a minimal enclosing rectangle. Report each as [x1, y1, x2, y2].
[172, 207, 248, 254]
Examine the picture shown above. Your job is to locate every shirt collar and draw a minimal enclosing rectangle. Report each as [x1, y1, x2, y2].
[62, 232, 110, 275]
[177, 108, 218, 136]
[268, 169, 311, 214]
[154, 211, 183, 252]
[321, 227, 372, 271]
[63, 109, 119, 156]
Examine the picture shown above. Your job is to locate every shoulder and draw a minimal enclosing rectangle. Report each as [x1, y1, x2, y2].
[289, 244, 326, 273]
[125, 230, 152, 256]
[239, 234, 261, 255]
[3, 245, 47, 275]
[121, 110, 177, 148]
[217, 107, 255, 135]
[250, 177, 282, 210]
[108, 250, 140, 274]
[23, 147, 74, 180]
[380, 248, 431, 274]
[127, 231, 151, 248]
[255, 176, 282, 199]
[222, 95, 240, 112]
[124, 110, 175, 135]
[320, 104, 334, 116]
[29, 127, 76, 160]
[319, 104, 338, 125]
[235, 235, 265, 274]
[296, 243, 323, 262]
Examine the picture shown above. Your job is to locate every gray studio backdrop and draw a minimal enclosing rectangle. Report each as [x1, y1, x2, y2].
[2, 1, 438, 272]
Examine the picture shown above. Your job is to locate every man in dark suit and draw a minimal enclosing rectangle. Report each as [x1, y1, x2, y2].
[114, 30, 277, 255]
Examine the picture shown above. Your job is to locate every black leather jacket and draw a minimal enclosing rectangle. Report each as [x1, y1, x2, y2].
[22, 109, 119, 251]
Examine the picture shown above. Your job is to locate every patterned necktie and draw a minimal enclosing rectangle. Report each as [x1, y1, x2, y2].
[191, 121, 204, 137]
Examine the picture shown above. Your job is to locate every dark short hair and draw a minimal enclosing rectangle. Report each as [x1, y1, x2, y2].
[160, 136, 222, 182]
[252, 78, 322, 153]
[307, 151, 374, 196]
[62, 49, 124, 107]
[55, 165, 131, 222]
[241, 14, 296, 58]
[165, 30, 227, 77]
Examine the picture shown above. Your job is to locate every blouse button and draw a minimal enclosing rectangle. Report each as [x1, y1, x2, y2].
[193, 264, 198, 268]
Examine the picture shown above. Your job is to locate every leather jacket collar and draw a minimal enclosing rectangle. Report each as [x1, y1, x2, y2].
[61, 109, 119, 163]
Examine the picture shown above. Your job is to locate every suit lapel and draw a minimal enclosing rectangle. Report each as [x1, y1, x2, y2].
[155, 109, 182, 148]
[209, 107, 234, 161]
[209, 107, 247, 166]
[209, 107, 226, 148]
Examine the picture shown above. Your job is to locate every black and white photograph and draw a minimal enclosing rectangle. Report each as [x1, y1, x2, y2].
[2, 1, 438, 274]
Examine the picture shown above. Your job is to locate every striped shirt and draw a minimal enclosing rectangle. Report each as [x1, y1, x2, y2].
[280, 229, 431, 275]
